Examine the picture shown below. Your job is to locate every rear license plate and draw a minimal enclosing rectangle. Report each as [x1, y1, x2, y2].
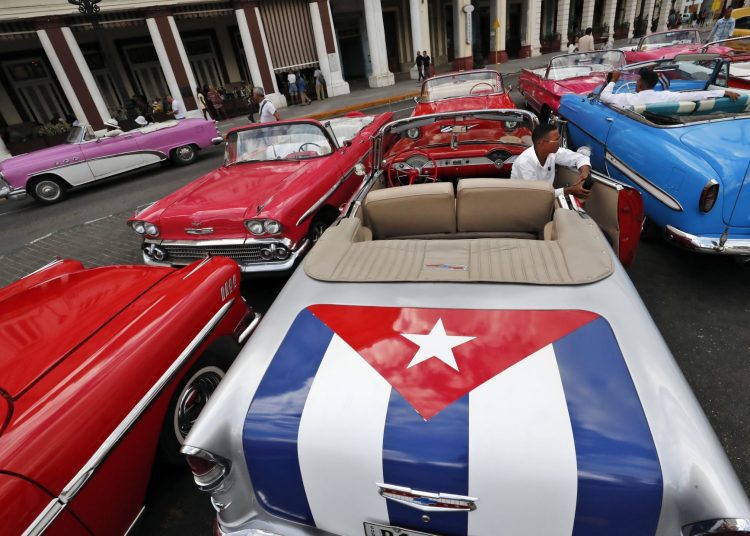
[363, 522, 437, 536]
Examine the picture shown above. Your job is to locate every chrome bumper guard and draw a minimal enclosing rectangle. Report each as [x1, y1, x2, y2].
[211, 136, 224, 145]
[0, 185, 27, 200]
[665, 225, 750, 255]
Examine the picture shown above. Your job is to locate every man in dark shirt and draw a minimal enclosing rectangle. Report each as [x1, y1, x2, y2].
[423, 50, 432, 78]
[415, 51, 424, 82]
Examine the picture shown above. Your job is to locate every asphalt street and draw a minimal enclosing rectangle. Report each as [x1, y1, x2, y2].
[1, 86, 749, 535]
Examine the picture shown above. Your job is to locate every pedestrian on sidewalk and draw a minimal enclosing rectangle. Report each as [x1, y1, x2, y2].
[196, 86, 209, 120]
[415, 51, 424, 82]
[578, 28, 595, 52]
[253, 87, 280, 123]
[568, 36, 579, 53]
[165, 95, 186, 120]
[297, 73, 312, 105]
[287, 71, 298, 105]
[207, 86, 227, 120]
[314, 67, 326, 100]
[203, 85, 216, 119]
[423, 51, 432, 78]
[707, 8, 735, 42]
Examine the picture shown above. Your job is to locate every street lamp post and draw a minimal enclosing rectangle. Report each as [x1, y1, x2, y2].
[67, 0, 135, 120]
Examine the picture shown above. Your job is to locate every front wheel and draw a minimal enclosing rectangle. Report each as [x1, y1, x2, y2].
[29, 176, 67, 204]
[171, 144, 197, 166]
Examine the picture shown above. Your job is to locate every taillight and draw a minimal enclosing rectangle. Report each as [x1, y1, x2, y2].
[182, 445, 231, 492]
[617, 187, 644, 268]
[699, 179, 719, 213]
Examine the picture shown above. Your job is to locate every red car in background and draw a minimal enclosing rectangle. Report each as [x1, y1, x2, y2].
[130, 113, 391, 273]
[0, 257, 256, 536]
[413, 70, 514, 116]
[519, 50, 627, 121]
[622, 29, 732, 63]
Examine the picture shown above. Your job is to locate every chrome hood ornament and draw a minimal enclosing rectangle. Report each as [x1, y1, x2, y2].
[376, 483, 477, 512]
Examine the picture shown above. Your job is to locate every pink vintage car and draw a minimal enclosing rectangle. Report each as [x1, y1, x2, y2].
[413, 70, 515, 116]
[519, 50, 627, 121]
[0, 119, 223, 204]
[129, 113, 392, 273]
[623, 29, 732, 63]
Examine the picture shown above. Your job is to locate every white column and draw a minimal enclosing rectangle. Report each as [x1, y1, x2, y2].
[408, 0, 430, 78]
[0, 137, 10, 162]
[641, 0, 656, 33]
[656, 0, 670, 32]
[526, 0, 543, 56]
[61, 27, 110, 123]
[582, 0, 596, 29]
[603, 0, 618, 37]
[625, 0, 639, 39]
[37, 29, 89, 125]
[558, 0, 572, 50]
[364, 0, 395, 87]
[309, 1, 350, 96]
[146, 18, 182, 111]
[454, 0, 474, 62]
[490, 0, 508, 62]
[168, 16, 202, 119]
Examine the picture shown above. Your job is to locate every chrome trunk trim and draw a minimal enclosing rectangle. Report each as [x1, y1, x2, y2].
[605, 151, 683, 211]
[665, 225, 750, 255]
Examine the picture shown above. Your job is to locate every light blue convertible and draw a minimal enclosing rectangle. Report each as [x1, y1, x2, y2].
[558, 54, 750, 256]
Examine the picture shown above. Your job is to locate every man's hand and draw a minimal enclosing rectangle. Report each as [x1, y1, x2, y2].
[609, 70, 622, 83]
[564, 179, 591, 200]
[724, 90, 740, 101]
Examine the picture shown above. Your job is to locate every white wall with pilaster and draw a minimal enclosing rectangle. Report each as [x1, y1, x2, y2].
[364, 0, 395, 87]
[146, 17, 183, 113]
[309, 1, 350, 96]
[557, 0, 572, 49]
[626, 0, 639, 39]
[582, 0, 596, 29]
[490, 0, 508, 60]
[642, 0, 656, 33]
[603, 0, 618, 36]
[409, 0, 430, 78]
[453, 0, 473, 60]
[37, 29, 89, 125]
[236, 8, 264, 92]
[525, 0, 542, 55]
[167, 16, 202, 118]
[656, 0, 670, 32]
[62, 27, 110, 124]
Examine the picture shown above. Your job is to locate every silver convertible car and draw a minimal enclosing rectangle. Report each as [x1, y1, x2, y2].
[181, 112, 749, 536]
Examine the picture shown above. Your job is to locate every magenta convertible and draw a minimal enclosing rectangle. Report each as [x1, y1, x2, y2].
[0, 119, 223, 204]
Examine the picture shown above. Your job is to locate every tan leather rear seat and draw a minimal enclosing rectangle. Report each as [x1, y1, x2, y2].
[456, 179, 554, 237]
[363, 182, 456, 239]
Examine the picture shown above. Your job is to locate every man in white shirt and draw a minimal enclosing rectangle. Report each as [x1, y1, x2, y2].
[166, 95, 186, 119]
[600, 69, 739, 108]
[578, 28, 595, 52]
[252, 87, 280, 123]
[511, 124, 592, 199]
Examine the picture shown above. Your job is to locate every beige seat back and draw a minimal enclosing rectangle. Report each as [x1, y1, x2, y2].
[363, 182, 456, 239]
[456, 179, 554, 235]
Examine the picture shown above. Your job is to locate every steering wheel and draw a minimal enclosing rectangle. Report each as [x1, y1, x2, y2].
[299, 142, 322, 153]
[387, 150, 439, 187]
[614, 81, 637, 94]
[469, 82, 495, 95]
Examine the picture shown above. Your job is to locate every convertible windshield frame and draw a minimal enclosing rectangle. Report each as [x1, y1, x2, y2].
[420, 70, 505, 103]
[545, 50, 626, 80]
[637, 29, 701, 51]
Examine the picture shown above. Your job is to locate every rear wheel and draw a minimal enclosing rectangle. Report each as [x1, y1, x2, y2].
[171, 144, 197, 166]
[29, 176, 67, 204]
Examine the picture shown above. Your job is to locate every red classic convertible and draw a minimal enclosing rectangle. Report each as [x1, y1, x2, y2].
[413, 70, 515, 116]
[0, 257, 256, 536]
[130, 113, 391, 273]
[622, 29, 732, 63]
[519, 50, 626, 121]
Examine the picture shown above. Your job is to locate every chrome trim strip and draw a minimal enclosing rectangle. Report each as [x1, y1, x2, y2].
[182, 256, 214, 279]
[24, 258, 63, 278]
[682, 517, 750, 535]
[665, 225, 750, 255]
[211, 136, 224, 145]
[124, 506, 146, 536]
[27, 150, 167, 179]
[21, 299, 235, 535]
[22, 499, 63, 536]
[237, 312, 262, 344]
[377, 483, 478, 513]
[185, 228, 215, 235]
[296, 151, 370, 227]
[145, 237, 295, 248]
[605, 151, 683, 211]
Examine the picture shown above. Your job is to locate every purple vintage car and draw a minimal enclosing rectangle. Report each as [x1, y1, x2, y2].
[0, 119, 223, 204]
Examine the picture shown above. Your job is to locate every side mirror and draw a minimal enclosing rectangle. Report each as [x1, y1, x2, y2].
[343, 139, 353, 147]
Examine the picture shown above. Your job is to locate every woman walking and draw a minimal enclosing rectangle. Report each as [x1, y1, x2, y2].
[196, 86, 209, 120]
[207, 85, 228, 121]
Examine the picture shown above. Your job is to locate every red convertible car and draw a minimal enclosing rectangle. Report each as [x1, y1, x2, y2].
[0, 257, 256, 536]
[130, 113, 391, 273]
[413, 70, 514, 116]
[622, 29, 732, 63]
[519, 50, 626, 121]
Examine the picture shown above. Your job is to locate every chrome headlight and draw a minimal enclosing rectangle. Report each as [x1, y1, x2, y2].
[131, 221, 146, 235]
[245, 220, 264, 235]
[144, 222, 159, 236]
[406, 127, 420, 140]
[264, 220, 282, 235]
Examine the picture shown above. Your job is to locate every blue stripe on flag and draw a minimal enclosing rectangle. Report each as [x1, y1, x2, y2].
[382, 391, 470, 536]
[554, 317, 663, 535]
[243, 308, 333, 525]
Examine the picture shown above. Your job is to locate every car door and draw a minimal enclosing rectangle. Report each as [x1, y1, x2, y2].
[559, 95, 616, 170]
[79, 133, 145, 181]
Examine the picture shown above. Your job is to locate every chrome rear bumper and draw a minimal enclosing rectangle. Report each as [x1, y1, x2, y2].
[665, 225, 750, 255]
[0, 185, 27, 200]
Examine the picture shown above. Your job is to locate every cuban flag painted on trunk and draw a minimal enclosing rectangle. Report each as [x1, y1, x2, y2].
[243, 306, 663, 536]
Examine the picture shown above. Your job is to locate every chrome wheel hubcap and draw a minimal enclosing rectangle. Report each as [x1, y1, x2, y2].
[174, 366, 223, 441]
[177, 146, 194, 161]
[36, 180, 61, 201]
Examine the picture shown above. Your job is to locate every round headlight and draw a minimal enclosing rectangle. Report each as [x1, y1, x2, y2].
[264, 220, 282, 234]
[504, 121, 518, 130]
[144, 223, 159, 236]
[245, 220, 264, 235]
[406, 127, 420, 140]
[132, 221, 146, 234]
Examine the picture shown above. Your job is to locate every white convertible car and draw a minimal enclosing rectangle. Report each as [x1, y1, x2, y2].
[181, 112, 749, 536]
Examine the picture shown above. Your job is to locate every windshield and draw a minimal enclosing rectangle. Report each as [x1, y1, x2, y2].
[224, 122, 334, 165]
[326, 115, 374, 146]
[65, 125, 95, 143]
[422, 72, 504, 102]
[639, 30, 700, 50]
[612, 57, 722, 95]
[547, 51, 626, 80]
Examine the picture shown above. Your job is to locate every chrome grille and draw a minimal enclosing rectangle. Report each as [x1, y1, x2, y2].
[161, 244, 267, 265]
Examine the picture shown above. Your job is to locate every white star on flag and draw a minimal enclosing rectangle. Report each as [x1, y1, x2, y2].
[401, 318, 475, 371]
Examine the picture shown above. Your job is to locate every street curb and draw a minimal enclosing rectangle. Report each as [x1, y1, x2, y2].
[303, 91, 420, 119]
